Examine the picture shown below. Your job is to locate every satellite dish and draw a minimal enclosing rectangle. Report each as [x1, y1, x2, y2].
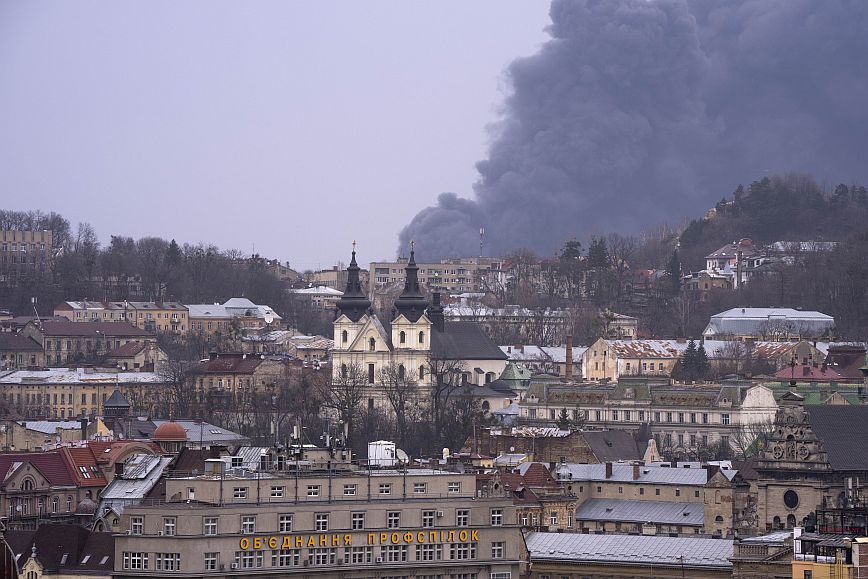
[264, 311, 274, 324]
[396, 449, 409, 464]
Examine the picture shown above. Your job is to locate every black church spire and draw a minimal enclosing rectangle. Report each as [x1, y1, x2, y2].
[393, 241, 428, 323]
[336, 241, 371, 322]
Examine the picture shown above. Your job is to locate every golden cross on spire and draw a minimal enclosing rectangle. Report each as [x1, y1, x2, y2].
[410, 240, 415, 252]
[352, 240, 356, 251]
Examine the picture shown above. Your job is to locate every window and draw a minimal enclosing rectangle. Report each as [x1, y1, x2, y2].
[675, 488, 681, 497]
[203, 517, 218, 536]
[347, 546, 374, 564]
[419, 365, 426, 380]
[233, 487, 248, 499]
[398, 365, 405, 379]
[655, 488, 661, 496]
[400, 331, 406, 344]
[241, 516, 256, 534]
[490, 508, 503, 526]
[597, 486, 602, 493]
[612, 410, 619, 421]
[387, 511, 401, 528]
[234, 550, 264, 569]
[343, 484, 357, 496]
[315, 513, 329, 531]
[624, 410, 631, 422]
[690, 413, 696, 424]
[369, 337, 376, 351]
[122, 552, 149, 570]
[379, 483, 392, 495]
[695, 490, 700, 498]
[654, 412, 661, 422]
[368, 363, 375, 384]
[416, 544, 443, 561]
[307, 485, 321, 497]
[341, 330, 348, 343]
[422, 510, 435, 528]
[456, 509, 469, 526]
[491, 541, 505, 559]
[419, 331, 424, 344]
[702, 413, 708, 424]
[721, 413, 731, 425]
[352, 512, 365, 530]
[271, 549, 300, 567]
[382, 545, 408, 562]
[155, 553, 180, 571]
[341, 364, 347, 378]
[271, 485, 284, 498]
[131, 516, 143, 535]
[666, 412, 673, 422]
[639, 487, 645, 495]
[448, 482, 461, 493]
[618, 486, 623, 495]
[549, 511, 558, 525]
[491, 573, 511, 579]
[449, 543, 477, 560]
[413, 482, 427, 494]
[204, 552, 219, 571]
[678, 412, 684, 423]
[279, 514, 293, 533]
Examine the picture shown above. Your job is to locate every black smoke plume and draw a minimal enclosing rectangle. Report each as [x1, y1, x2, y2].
[399, 0, 868, 261]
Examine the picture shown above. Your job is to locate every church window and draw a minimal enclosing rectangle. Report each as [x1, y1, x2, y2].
[418, 331, 424, 344]
[399, 331, 406, 344]
[773, 516, 782, 529]
[368, 364, 375, 384]
[341, 330, 348, 343]
[341, 364, 347, 379]
[398, 365, 405, 380]
[369, 338, 376, 352]
[784, 490, 799, 509]
[787, 514, 796, 528]
[419, 366, 425, 380]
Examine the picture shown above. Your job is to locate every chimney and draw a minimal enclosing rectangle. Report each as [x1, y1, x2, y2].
[605, 462, 613, 479]
[632, 463, 640, 480]
[115, 461, 125, 477]
[80, 417, 88, 441]
[564, 335, 574, 382]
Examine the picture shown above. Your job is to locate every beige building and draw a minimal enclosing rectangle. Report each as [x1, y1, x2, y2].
[114, 463, 524, 578]
[519, 379, 779, 457]
[0, 368, 169, 419]
[187, 298, 282, 338]
[290, 285, 344, 310]
[0, 418, 107, 451]
[369, 256, 502, 294]
[308, 264, 369, 291]
[583, 338, 682, 381]
[0, 333, 44, 369]
[0, 229, 53, 287]
[54, 301, 189, 333]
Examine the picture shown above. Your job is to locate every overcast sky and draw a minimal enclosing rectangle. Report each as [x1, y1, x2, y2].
[0, 2, 549, 271]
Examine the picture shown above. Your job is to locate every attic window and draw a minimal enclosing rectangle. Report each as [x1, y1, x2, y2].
[81, 555, 91, 564]
[60, 553, 69, 565]
[100, 556, 110, 565]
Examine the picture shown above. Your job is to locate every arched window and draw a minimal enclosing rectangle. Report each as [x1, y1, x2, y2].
[369, 338, 376, 352]
[482, 400, 490, 412]
[773, 516, 781, 530]
[341, 364, 348, 379]
[341, 330, 348, 343]
[714, 515, 724, 523]
[419, 365, 426, 380]
[51, 496, 58, 513]
[398, 365, 405, 380]
[787, 514, 796, 529]
[22, 478, 34, 491]
[399, 331, 406, 344]
[418, 331, 424, 344]
[67, 496, 73, 512]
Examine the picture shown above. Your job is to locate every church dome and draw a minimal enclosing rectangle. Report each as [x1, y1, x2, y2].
[76, 497, 98, 515]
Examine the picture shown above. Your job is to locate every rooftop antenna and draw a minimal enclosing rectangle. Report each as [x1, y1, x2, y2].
[31, 297, 42, 328]
[479, 228, 485, 258]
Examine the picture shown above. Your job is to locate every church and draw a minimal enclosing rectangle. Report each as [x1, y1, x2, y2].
[331, 244, 508, 408]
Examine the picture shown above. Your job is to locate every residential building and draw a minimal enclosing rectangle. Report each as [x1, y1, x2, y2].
[187, 298, 281, 337]
[583, 338, 682, 381]
[0, 332, 44, 369]
[519, 379, 779, 457]
[53, 301, 188, 333]
[0, 419, 107, 451]
[103, 340, 166, 371]
[478, 463, 577, 532]
[0, 447, 108, 530]
[5, 524, 114, 578]
[0, 368, 169, 419]
[444, 304, 570, 346]
[290, 285, 344, 310]
[369, 255, 503, 294]
[793, 527, 868, 578]
[554, 462, 749, 537]
[526, 532, 734, 578]
[703, 307, 835, 340]
[308, 264, 369, 291]
[113, 461, 524, 579]
[240, 329, 298, 355]
[600, 310, 639, 339]
[333, 247, 507, 412]
[18, 320, 156, 366]
[186, 352, 288, 407]
[500, 344, 585, 380]
[0, 230, 53, 287]
[94, 453, 174, 533]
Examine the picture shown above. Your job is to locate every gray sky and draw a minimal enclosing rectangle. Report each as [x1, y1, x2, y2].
[0, 1, 549, 270]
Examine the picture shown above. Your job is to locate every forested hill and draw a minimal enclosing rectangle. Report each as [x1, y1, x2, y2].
[677, 174, 868, 271]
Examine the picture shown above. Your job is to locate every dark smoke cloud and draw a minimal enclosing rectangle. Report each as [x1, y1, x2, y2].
[400, 0, 868, 261]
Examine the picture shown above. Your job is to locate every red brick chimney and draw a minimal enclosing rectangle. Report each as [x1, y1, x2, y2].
[605, 462, 613, 479]
[565, 335, 573, 382]
[633, 463, 640, 480]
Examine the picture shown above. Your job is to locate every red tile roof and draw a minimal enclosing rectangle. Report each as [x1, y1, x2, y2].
[0, 451, 75, 487]
[62, 447, 107, 487]
[105, 340, 147, 357]
[774, 364, 843, 381]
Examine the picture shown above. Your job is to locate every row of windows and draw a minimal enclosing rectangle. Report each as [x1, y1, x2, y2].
[526, 407, 729, 425]
[140, 506, 503, 537]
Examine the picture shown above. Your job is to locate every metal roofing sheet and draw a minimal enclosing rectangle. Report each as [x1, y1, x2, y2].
[526, 532, 733, 568]
[555, 463, 709, 486]
[574, 498, 704, 526]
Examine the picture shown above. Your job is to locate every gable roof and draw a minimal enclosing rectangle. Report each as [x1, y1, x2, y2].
[582, 430, 642, 462]
[806, 405, 868, 470]
[30, 321, 153, 337]
[190, 353, 264, 375]
[0, 333, 42, 352]
[431, 322, 506, 360]
[5, 525, 113, 573]
[0, 451, 74, 487]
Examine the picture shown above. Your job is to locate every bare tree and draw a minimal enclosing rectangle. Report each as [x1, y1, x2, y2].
[427, 357, 467, 450]
[377, 363, 423, 450]
[320, 360, 369, 447]
[729, 417, 777, 460]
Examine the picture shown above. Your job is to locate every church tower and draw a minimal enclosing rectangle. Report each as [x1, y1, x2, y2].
[391, 243, 431, 384]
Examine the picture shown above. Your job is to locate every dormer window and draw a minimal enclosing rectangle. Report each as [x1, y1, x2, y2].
[399, 331, 406, 344]
[369, 338, 376, 352]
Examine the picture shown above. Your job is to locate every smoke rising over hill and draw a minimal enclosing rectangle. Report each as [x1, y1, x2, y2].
[399, 0, 868, 261]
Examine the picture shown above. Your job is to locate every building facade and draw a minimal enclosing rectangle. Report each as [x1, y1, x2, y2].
[369, 256, 502, 294]
[54, 301, 189, 334]
[114, 464, 524, 578]
[19, 320, 156, 366]
[0, 230, 53, 288]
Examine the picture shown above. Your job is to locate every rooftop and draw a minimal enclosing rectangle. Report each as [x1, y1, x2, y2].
[574, 498, 704, 526]
[555, 463, 719, 486]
